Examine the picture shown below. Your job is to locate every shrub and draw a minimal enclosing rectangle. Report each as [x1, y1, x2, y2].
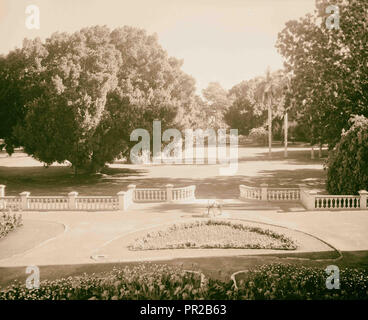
[248, 127, 268, 145]
[0, 263, 367, 300]
[326, 115, 368, 194]
[0, 210, 23, 239]
[233, 264, 368, 300]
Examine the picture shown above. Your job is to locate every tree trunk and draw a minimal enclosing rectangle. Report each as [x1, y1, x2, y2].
[284, 112, 288, 158]
[268, 101, 272, 158]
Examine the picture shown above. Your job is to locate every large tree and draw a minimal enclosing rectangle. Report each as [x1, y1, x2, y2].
[202, 82, 230, 130]
[326, 115, 368, 194]
[1, 26, 198, 173]
[276, 0, 368, 148]
[224, 69, 289, 147]
[224, 78, 266, 136]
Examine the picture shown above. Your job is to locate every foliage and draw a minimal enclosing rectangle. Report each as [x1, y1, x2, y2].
[1, 263, 367, 300]
[225, 69, 291, 138]
[128, 220, 296, 250]
[289, 121, 310, 142]
[1, 26, 198, 173]
[276, 0, 368, 147]
[233, 264, 368, 300]
[0, 210, 22, 239]
[326, 115, 368, 194]
[201, 82, 230, 130]
[248, 127, 268, 145]
[224, 79, 265, 135]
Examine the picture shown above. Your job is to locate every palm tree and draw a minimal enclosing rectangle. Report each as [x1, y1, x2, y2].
[255, 68, 285, 158]
[282, 74, 293, 158]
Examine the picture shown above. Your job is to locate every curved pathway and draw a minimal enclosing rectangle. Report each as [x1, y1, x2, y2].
[0, 200, 367, 267]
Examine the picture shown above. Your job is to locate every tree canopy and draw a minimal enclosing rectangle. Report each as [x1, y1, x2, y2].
[276, 0, 368, 147]
[0, 26, 199, 172]
[224, 69, 288, 137]
[326, 115, 368, 194]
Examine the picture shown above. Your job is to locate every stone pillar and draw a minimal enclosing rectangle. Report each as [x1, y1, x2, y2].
[20, 191, 30, 210]
[68, 191, 78, 210]
[166, 184, 173, 202]
[127, 184, 136, 205]
[359, 190, 368, 209]
[284, 112, 288, 158]
[260, 183, 268, 201]
[117, 191, 127, 211]
[0, 185, 5, 197]
[0, 185, 5, 210]
[191, 185, 196, 200]
[307, 190, 317, 210]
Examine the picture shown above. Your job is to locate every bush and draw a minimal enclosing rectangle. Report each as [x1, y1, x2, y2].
[1, 263, 367, 300]
[326, 115, 368, 194]
[0, 210, 22, 239]
[289, 121, 310, 142]
[234, 264, 368, 300]
[0, 264, 225, 300]
[248, 127, 268, 145]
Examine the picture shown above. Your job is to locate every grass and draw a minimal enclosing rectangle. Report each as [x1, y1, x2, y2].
[128, 220, 296, 250]
[0, 145, 327, 198]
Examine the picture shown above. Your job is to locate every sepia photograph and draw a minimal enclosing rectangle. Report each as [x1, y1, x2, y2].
[0, 0, 367, 311]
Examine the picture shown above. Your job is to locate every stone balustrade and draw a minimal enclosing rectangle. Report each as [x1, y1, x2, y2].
[0, 183, 197, 212]
[240, 183, 368, 211]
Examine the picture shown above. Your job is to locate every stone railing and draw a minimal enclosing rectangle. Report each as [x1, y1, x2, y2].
[172, 185, 196, 201]
[240, 184, 299, 201]
[132, 184, 196, 203]
[314, 195, 361, 210]
[0, 183, 196, 212]
[267, 188, 300, 201]
[239, 184, 261, 200]
[133, 188, 167, 202]
[240, 184, 368, 211]
[300, 187, 368, 210]
[75, 196, 119, 211]
[27, 196, 69, 211]
[0, 196, 21, 211]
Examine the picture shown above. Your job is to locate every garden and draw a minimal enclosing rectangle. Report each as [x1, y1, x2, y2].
[0, 210, 22, 239]
[1, 263, 367, 300]
[128, 220, 297, 251]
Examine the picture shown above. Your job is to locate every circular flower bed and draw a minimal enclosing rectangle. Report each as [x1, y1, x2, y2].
[128, 220, 297, 251]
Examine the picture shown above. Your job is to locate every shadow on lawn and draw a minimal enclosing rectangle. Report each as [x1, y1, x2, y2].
[117, 168, 326, 199]
[0, 166, 147, 196]
[0, 146, 326, 198]
[238, 148, 328, 165]
[0, 166, 325, 198]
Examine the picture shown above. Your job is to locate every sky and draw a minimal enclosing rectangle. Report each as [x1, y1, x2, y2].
[0, 0, 315, 92]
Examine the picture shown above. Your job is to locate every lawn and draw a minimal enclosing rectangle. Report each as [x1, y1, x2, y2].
[0, 144, 327, 198]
